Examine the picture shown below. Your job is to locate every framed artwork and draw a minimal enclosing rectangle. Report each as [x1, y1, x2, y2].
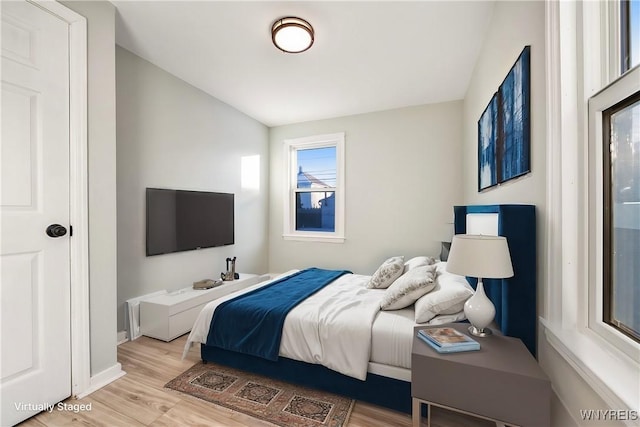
[478, 93, 498, 191]
[498, 46, 531, 183]
[478, 46, 531, 192]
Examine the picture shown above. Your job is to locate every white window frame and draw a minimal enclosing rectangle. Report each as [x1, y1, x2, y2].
[588, 66, 640, 358]
[542, 0, 640, 413]
[282, 133, 345, 243]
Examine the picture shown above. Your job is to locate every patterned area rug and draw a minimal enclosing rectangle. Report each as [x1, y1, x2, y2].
[165, 362, 355, 427]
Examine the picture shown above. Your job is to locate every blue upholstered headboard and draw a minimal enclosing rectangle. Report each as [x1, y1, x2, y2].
[453, 204, 537, 356]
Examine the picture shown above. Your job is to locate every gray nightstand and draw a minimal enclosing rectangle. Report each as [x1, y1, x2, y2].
[411, 323, 550, 427]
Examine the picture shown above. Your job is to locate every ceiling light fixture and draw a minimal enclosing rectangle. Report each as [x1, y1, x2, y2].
[272, 17, 314, 53]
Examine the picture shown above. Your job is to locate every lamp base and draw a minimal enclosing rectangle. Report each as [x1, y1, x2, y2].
[464, 278, 496, 338]
[468, 325, 492, 337]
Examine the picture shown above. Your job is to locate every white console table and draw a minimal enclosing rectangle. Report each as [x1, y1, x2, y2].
[140, 273, 268, 341]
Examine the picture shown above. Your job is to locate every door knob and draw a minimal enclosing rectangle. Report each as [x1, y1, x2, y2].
[46, 224, 67, 238]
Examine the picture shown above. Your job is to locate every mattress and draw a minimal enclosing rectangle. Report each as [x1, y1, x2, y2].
[370, 307, 415, 369]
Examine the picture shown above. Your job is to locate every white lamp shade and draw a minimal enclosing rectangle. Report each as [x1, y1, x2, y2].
[445, 234, 514, 279]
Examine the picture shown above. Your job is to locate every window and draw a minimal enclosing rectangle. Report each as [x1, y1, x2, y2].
[621, 0, 640, 73]
[589, 0, 640, 349]
[601, 84, 640, 343]
[544, 0, 640, 410]
[283, 133, 345, 242]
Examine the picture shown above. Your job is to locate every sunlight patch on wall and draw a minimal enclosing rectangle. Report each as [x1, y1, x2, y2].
[241, 155, 260, 190]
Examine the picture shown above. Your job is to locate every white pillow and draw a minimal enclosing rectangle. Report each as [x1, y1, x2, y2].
[403, 256, 436, 274]
[366, 256, 405, 289]
[435, 261, 449, 275]
[424, 310, 467, 325]
[414, 269, 474, 323]
[380, 265, 437, 310]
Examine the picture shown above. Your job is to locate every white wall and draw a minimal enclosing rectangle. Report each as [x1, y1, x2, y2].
[461, 2, 613, 425]
[268, 102, 463, 275]
[116, 47, 269, 332]
[61, 0, 118, 378]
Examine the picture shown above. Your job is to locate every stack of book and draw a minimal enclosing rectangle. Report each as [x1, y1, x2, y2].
[417, 327, 480, 353]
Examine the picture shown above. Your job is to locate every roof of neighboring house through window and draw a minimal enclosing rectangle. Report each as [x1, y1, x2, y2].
[298, 167, 330, 188]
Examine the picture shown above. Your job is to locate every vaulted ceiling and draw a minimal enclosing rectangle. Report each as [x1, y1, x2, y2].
[113, 1, 495, 127]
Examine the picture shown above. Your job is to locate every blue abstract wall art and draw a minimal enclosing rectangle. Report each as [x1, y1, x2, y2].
[499, 46, 531, 183]
[478, 46, 531, 192]
[478, 93, 498, 191]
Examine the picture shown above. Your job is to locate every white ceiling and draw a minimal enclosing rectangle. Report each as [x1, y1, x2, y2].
[113, 1, 495, 127]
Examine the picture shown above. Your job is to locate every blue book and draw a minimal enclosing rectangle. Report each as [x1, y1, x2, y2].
[417, 333, 480, 353]
[417, 327, 480, 353]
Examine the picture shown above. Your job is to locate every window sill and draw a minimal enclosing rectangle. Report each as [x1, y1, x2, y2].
[539, 317, 640, 411]
[282, 233, 345, 244]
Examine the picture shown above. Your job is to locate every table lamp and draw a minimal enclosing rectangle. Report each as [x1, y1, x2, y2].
[446, 234, 514, 337]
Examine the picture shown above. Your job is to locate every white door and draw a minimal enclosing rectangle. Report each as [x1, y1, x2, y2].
[1, 1, 71, 425]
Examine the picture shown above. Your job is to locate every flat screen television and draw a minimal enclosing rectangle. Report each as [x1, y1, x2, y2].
[146, 188, 234, 256]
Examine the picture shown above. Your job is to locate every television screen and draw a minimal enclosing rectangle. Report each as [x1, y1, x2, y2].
[146, 188, 234, 256]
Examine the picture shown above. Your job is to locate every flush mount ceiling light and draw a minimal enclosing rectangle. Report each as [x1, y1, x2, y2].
[272, 17, 314, 53]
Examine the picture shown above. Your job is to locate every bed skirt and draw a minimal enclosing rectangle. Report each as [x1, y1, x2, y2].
[200, 344, 412, 414]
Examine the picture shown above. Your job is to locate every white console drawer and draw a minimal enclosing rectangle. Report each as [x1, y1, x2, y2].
[168, 304, 207, 341]
[140, 273, 268, 341]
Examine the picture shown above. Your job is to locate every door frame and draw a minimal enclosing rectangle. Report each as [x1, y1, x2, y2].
[28, 0, 90, 397]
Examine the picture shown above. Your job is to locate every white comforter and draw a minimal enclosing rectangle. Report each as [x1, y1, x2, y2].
[184, 271, 383, 380]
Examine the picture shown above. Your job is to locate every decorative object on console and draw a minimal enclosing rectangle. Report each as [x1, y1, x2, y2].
[477, 46, 531, 191]
[193, 279, 222, 290]
[221, 256, 238, 281]
[272, 17, 314, 53]
[446, 234, 514, 337]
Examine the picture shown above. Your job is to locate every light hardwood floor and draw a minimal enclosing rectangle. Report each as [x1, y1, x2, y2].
[19, 335, 493, 427]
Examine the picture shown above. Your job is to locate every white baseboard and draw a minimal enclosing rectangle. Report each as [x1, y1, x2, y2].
[117, 330, 128, 345]
[76, 363, 126, 399]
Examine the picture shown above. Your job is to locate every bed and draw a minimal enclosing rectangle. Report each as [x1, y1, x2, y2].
[183, 204, 536, 413]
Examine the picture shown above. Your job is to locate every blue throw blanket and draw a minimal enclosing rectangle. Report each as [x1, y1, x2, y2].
[206, 268, 351, 361]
